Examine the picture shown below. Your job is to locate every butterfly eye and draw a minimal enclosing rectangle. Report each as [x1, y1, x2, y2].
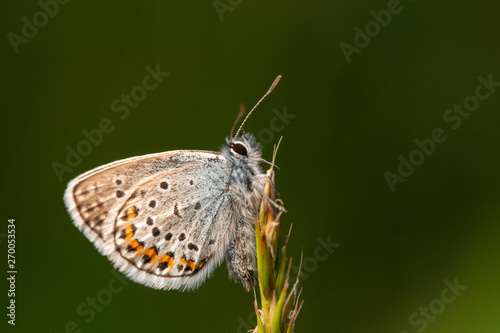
[231, 143, 248, 157]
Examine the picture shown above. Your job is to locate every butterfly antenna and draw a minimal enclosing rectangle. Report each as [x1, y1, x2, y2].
[230, 103, 246, 141]
[234, 75, 282, 139]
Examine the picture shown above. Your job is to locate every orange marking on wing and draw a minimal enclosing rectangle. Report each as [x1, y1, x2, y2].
[158, 254, 174, 269]
[126, 206, 137, 220]
[180, 257, 186, 266]
[143, 248, 157, 258]
[158, 254, 172, 262]
[187, 260, 195, 270]
[142, 247, 158, 266]
[128, 239, 143, 252]
[125, 225, 134, 241]
[196, 260, 205, 270]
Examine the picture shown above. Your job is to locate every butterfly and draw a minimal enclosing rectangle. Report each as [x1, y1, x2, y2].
[64, 76, 281, 291]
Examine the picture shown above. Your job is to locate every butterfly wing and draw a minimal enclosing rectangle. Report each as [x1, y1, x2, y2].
[64, 150, 235, 291]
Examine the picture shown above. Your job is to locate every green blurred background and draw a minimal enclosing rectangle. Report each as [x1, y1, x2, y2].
[2, 1, 500, 332]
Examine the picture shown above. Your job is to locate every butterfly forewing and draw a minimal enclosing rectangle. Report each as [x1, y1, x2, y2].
[65, 150, 233, 290]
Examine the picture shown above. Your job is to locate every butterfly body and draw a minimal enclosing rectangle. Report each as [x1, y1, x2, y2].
[64, 132, 265, 291]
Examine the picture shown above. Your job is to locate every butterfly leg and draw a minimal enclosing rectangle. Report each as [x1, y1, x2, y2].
[254, 173, 282, 198]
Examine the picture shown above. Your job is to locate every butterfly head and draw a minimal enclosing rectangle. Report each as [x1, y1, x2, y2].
[224, 132, 262, 165]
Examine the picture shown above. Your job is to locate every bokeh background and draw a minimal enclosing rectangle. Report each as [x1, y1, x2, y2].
[2, 1, 500, 332]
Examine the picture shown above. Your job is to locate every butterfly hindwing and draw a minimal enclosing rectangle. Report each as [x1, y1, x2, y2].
[111, 165, 236, 290]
